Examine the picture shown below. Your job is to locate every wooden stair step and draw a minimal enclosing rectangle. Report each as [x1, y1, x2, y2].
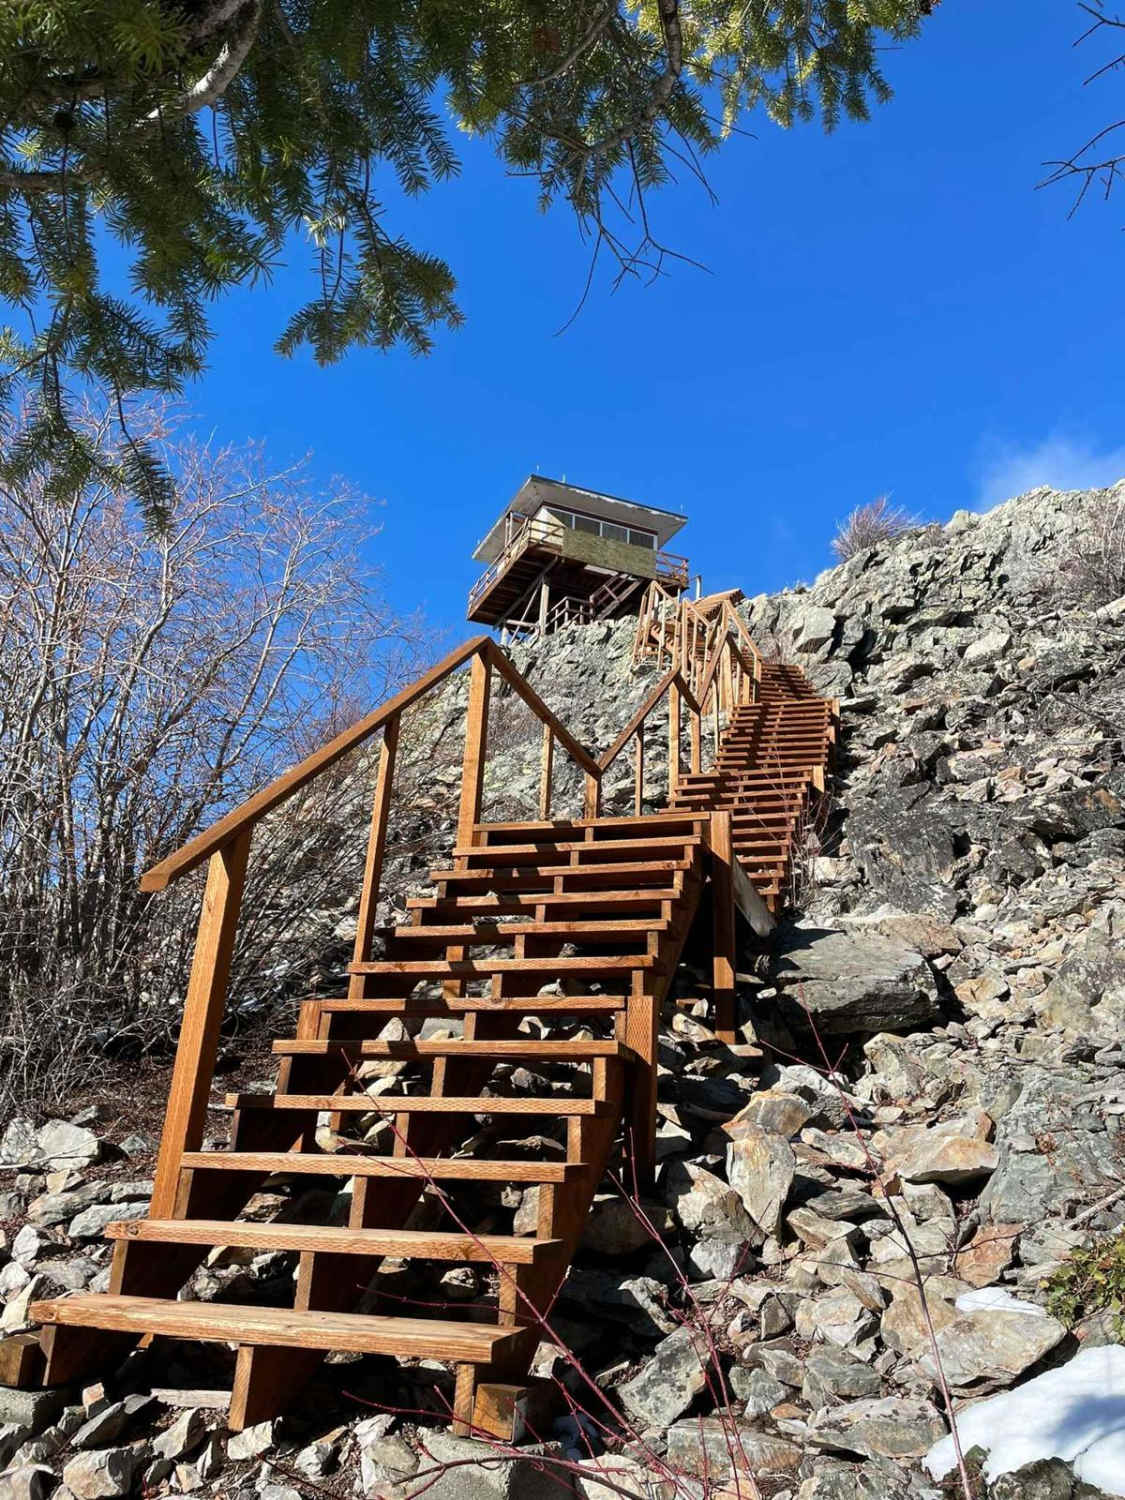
[477, 814, 705, 835]
[389, 919, 667, 942]
[452, 837, 699, 861]
[30, 1295, 523, 1363]
[105, 1219, 561, 1264]
[346, 955, 656, 977]
[311, 995, 627, 1015]
[429, 859, 691, 884]
[406, 887, 681, 914]
[273, 1039, 635, 1062]
[226, 1093, 614, 1116]
[181, 1152, 582, 1183]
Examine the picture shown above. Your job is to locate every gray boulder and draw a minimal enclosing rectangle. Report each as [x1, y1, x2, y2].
[772, 923, 942, 1035]
[806, 1394, 947, 1460]
[618, 1326, 708, 1429]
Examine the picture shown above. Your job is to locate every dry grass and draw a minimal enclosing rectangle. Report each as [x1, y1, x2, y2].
[832, 496, 920, 561]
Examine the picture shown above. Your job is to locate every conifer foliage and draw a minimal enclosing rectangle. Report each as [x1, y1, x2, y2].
[1, 1, 935, 523]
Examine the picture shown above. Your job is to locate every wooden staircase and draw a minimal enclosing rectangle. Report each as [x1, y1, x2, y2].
[671, 661, 837, 912]
[27, 626, 833, 1440]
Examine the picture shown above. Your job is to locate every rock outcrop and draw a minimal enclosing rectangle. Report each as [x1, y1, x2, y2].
[2, 482, 1124, 1499]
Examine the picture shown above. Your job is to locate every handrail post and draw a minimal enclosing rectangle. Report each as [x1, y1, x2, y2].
[667, 679, 680, 799]
[584, 771, 601, 819]
[690, 705, 701, 775]
[539, 723, 553, 820]
[457, 651, 491, 847]
[710, 811, 737, 1043]
[721, 637, 735, 715]
[149, 827, 251, 1217]
[349, 712, 400, 998]
[634, 724, 644, 816]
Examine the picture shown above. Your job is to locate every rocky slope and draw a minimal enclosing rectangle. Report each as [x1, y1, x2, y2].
[2, 483, 1124, 1500]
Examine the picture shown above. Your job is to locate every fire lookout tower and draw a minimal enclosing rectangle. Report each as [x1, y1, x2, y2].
[466, 476, 689, 640]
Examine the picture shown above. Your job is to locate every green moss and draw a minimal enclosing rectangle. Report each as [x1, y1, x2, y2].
[1043, 1229, 1125, 1335]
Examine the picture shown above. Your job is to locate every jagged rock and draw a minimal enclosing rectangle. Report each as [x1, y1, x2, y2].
[964, 630, 1012, 667]
[726, 1125, 795, 1235]
[980, 1069, 1122, 1223]
[870, 1109, 999, 1184]
[796, 1287, 878, 1349]
[226, 1420, 276, 1460]
[797, 1456, 942, 1498]
[0, 1121, 39, 1168]
[572, 1455, 659, 1499]
[1035, 931, 1125, 1037]
[0, 1467, 56, 1500]
[665, 1419, 803, 1479]
[807, 1394, 946, 1459]
[67, 1201, 149, 1240]
[72, 1394, 153, 1449]
[791, 603, 838, 654]
[846, 789, 963, 920]
[743, 1344, 806, 1388]
[727, 1089, 814, 1137]
[732, 1366, 787, 1417]
[801, 1346, 883, 1407]
[26, 1183, 108, 1229]
[417, 1430, 555, 1498]
[152, 1407, 205, 1461]
[0, 1393, 70, 1449]
[35, 1121, 100, 1171]
[663, 1160, 759, 1279]
[294, 1434, 342, 1479]
[618, 1326, 708, 1429]
[989, 1458, 1118, 1499]
[954, 1222, 1021, 1287]
[772, 924, 942, 1035]
[62, 1445, 140, 1499]
[917, 1294, 1068, 1387]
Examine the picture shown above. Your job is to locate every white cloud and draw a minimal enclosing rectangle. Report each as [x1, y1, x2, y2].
[975, 433, 1125, 512]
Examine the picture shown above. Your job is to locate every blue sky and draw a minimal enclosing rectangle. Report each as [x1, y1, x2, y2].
[183, 0, 1125, 636]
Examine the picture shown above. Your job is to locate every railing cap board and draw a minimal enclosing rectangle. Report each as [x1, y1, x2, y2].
[484, 644, 601, 780]
[140, 636, 491, 892]
[143, 625, 714, 895]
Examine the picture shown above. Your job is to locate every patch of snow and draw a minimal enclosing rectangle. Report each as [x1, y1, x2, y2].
[953, 1288, 1046, 1316]
[924, 1345, 1125, 1496]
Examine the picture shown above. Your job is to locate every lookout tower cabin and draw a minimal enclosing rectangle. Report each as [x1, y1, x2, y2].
[466, 475, 690, 640]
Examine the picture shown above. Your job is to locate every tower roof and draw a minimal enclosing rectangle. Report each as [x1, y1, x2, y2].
[472, 476, 686, 563]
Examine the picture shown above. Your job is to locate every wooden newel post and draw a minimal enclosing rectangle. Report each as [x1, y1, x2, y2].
[150, 826, 251, 1217]
[667, 682, 680, 799]
[539, 723, 553, 820]
[457, 651, 491, 847]
[690, 708, 701, 775]
[583, 771, 601, 819]
[349, 712, 400, 997]
[710, 811, 737, 1043]
[633, 724, 644, 816]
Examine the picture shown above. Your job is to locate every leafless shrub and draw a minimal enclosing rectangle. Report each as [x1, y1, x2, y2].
[832, 496, 920, 561]
[1053, 488, 1125, 607]
[0, 400, 425, 1119]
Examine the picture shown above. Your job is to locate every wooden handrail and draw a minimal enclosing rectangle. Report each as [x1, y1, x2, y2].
[139, 636, 491, 891]
[485, 643, 601, 780]
[722, 600, 764, 671]
[596, 666, 680, 773]
[140, 633, 612, 894]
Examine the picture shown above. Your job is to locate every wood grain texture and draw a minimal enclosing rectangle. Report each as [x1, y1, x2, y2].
[30, 1296, 523, 1361]
[149, 827, 251, 1219]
